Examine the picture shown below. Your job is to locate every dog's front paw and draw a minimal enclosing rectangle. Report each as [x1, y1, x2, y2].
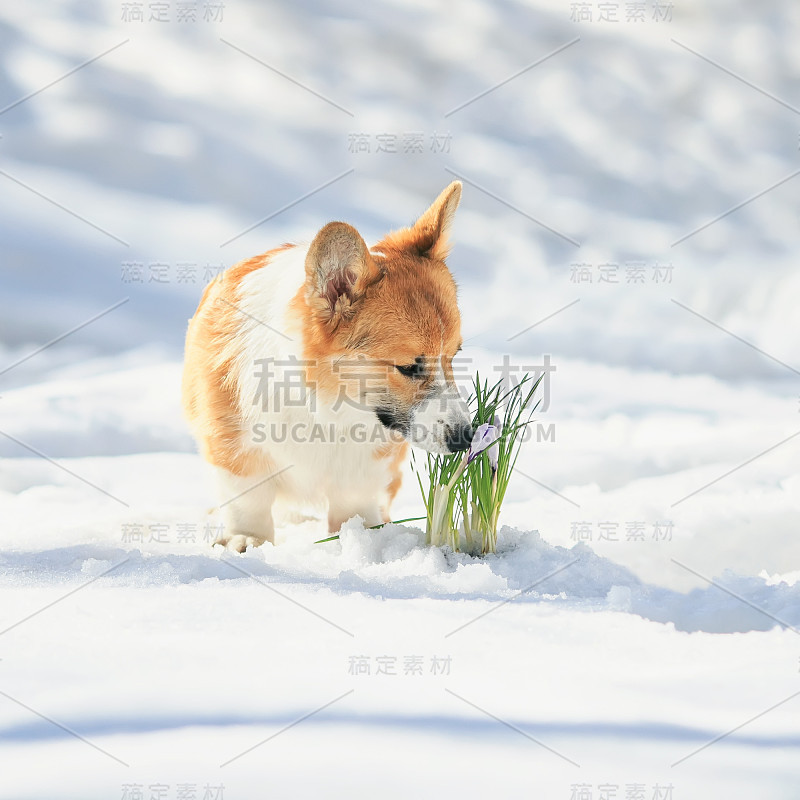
[213, 532, 268, 553]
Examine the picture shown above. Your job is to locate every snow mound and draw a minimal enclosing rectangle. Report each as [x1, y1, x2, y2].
[3, 515, 798, 636]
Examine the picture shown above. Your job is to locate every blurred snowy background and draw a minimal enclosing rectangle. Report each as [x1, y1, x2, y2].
[1, 1, 799, 797]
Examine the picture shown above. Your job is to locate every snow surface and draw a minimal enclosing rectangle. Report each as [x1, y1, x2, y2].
[2, 0, 800, 797]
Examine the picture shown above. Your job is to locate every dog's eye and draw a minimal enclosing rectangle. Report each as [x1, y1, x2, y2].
[396, 362, 424, 379]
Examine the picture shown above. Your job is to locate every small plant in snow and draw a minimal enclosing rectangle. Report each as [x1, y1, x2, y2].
[415, 372, 542, 555]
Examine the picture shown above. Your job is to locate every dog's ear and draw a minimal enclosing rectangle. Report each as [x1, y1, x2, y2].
[389, 181, 462, 261]
[305, 222, 381, 325]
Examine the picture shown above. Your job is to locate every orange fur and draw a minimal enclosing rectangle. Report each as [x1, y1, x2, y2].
[181, 245, 294, 476]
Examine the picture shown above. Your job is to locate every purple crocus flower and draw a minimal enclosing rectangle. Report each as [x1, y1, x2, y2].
[466, 422, 501, 466]
[487, 416, 501, 472]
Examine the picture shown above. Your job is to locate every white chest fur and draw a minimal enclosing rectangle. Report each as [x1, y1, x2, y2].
[230, 244, 392, 506]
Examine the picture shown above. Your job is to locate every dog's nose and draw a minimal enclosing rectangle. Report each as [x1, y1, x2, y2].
[446, 422, 473, 453]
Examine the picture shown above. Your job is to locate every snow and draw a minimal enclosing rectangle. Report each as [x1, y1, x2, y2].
[2, 358, 799, 798]
[2, 0, 800, 797]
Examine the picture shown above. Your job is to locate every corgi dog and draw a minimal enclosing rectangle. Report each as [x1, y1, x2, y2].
[182, 181, 472, 551]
